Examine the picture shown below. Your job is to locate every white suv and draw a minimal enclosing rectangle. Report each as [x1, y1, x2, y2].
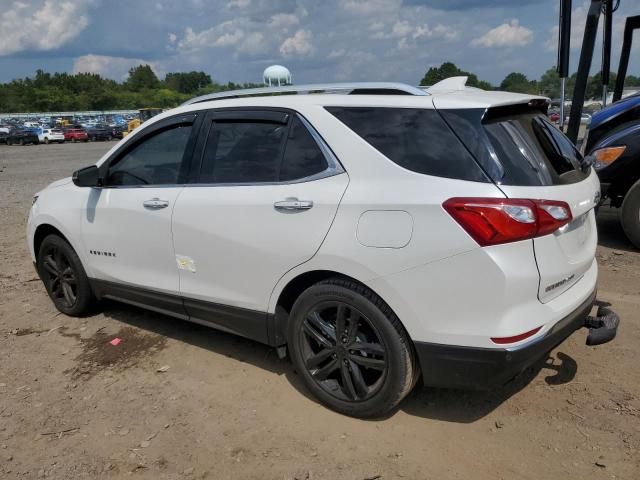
[38, 128, 66, 144]
[27, 79, 619, 417]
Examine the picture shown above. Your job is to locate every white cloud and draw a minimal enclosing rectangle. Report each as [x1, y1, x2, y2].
[471, 19, 533, 48]
[279, 29, 314, 57]
[372, 20, 458, 47]
[228, 0, 250, 9]
[342, 0, 401, 16]
[268, 13, 299, 31]
[237, 32, 265, 55]
[73, 54, 159, 81]
[432, 24, 458, 41]
[173, 20, 270, 57]
[213, 29, 245, 48]
[0, 0, 91, 56]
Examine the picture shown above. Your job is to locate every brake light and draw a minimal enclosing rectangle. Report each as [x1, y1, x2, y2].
[443, 197, 573, 246]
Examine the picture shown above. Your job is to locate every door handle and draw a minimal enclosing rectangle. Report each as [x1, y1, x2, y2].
[143, 198, 169, 209]
[274, 198, 313, 212]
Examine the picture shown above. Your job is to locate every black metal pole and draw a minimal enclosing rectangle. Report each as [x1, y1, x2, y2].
[614, 16, 640, 102]
[557, 0, 572, 130]
[601, 0, 612, 106]
[568, 0, 602, 144]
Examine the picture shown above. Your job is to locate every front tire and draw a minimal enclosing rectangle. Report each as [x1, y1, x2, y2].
[620, 179, 640, 249]
[44, 138, 49, 144]
[288, 278, 417, 418]
[37, 235, 96, 316]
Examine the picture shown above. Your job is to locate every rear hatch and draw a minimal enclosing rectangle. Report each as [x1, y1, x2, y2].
[439, 102, 599, 303]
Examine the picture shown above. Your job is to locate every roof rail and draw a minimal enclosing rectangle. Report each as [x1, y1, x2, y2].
[182, 82, 429, 106]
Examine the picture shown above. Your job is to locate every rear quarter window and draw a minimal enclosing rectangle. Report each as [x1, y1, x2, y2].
[326, 107, 488, 183]
[484, 113, 588, 185]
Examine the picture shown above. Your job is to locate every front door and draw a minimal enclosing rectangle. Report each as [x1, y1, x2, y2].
[172, 110, 348, 340]
[81, 114, 199, 308]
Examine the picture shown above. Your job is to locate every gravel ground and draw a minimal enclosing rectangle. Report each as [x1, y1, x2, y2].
[0, 141, 639, 480]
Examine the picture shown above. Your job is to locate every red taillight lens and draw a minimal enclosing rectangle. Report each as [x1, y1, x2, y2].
[535, 200, 573, 236]
[443, 197, 572, 246]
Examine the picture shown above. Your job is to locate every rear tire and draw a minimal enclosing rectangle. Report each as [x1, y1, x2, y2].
[37, 235, 96, 316]
[620, 179, 640, 249]
[287, 278, 418, 418]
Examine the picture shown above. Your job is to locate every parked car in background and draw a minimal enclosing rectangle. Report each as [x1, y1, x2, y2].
[6, 127, 39, 145]
[85, 124, 112, 141]
[584, 93, 640, 248]
[39, 128, 66, 144]
[109, 124, 126, 139]
[0, 124, 10, 134]
[63, 127, 89, 143]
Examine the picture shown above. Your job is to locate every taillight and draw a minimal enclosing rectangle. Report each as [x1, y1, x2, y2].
[443, 197, 572, 246]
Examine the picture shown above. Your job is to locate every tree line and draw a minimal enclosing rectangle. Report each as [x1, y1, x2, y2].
[421, 62, 640, 99]
[0, 66, 260, 113]
[1, 62, 640, 113]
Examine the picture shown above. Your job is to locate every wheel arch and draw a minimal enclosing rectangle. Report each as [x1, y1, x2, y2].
[33, 223, 73, 259]
[270, 269, 413, 347]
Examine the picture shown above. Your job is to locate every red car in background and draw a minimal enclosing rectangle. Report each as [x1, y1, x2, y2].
[63, 127, 88, 142]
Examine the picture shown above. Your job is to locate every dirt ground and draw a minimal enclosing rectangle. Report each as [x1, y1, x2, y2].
[0, 142, 638, 480]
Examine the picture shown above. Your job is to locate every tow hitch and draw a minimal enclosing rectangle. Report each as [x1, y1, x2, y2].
[584, 303, 620, 346]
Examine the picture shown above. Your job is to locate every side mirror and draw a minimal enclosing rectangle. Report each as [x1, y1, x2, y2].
[72, 165, 102, 187]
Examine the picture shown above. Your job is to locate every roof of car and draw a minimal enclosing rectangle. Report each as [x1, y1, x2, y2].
[175, 78, 545, 114]
[181, 90, 537, 111]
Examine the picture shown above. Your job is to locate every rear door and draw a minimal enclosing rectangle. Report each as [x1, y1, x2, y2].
[171, 109, 348, 340]
[481, 110, 600, 302]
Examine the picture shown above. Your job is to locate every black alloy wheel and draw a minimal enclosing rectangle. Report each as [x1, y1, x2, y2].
[37, 235, 96, 316]
[288, 278, 417, 417]
[40, 243, 78, 309]
[300, 301, 388, 402]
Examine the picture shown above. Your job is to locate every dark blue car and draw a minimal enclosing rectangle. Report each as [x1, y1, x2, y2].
[585, 93, 640, 248]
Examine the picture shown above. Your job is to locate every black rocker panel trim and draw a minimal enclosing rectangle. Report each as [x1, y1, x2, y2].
[90, 279, 270, 344]
[182, 297, 268, 344]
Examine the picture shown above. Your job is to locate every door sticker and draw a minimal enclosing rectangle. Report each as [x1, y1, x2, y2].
[175, 255, 196, 273]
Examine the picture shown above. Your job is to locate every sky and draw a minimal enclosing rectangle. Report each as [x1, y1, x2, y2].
[0, 0, 638, 86]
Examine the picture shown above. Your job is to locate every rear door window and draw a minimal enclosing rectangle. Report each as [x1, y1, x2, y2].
[326, 107, 487, 182]
[198, 121, 286, 183]
[196, 113, 333, 184]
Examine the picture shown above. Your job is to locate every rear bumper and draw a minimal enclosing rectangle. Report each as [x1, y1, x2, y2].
[414, 288, 616, 389]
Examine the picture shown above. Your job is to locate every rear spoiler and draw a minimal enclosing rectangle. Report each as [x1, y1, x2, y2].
[482, 99, 549, 123]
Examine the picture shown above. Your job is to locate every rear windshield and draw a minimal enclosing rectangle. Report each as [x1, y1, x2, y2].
[326, 107, 488, 183]
[483, 112, 588, 186]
